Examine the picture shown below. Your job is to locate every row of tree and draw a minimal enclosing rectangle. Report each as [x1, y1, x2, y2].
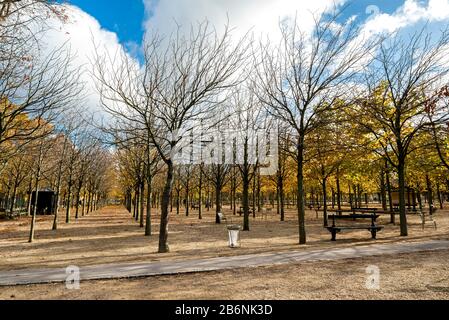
[0, 1, 114, 241]
[94, 7, 449, 253]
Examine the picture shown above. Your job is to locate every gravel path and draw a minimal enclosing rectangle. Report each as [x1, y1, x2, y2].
[1, 239, 448, 286]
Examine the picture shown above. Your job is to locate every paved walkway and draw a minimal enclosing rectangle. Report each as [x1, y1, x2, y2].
[1, 240, 448, 286]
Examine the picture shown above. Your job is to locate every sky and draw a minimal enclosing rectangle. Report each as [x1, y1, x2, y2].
[61, 0, 406, 54]
[60, 0, 146, 53]
[42, 0, 449, 116]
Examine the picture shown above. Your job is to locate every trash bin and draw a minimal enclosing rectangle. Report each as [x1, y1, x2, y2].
[227, 225, 241, 248]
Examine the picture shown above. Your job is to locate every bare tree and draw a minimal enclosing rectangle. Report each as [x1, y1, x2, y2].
[93, 20, 249, 253]
[254, 8, 375, 244]
[353, 27, 449, 236]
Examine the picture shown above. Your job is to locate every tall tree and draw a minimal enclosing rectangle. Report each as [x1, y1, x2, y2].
[93, 21, 249, 252]
[352, 27, 449, 236]
[254, 8, 374, 244]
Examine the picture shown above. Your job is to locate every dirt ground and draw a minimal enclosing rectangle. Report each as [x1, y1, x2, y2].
[1, 205, 448, 300]
[0, 205, 448, 272]
[1, 249, 449, 300]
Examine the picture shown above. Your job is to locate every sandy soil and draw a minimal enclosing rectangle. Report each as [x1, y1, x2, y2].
[0, 205, 448, 272]
[1, 249, 448, 300]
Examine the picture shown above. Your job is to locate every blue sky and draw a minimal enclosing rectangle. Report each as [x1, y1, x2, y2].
[61, 0, 407, 48]
[339, 0, 405, 21]
[62, 0, 147, 47]
[45, 0, 448, 116]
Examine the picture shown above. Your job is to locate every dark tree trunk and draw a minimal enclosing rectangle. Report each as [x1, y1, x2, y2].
[215, 183, 222, 223]
[26, 180, 32, 217]
[331, 187, 335, 209]
[385, 162, 394, 224]
[398, 161, 408, 236]
[9, 184, 17, 217]
[380, 169, 387, 211]
[297, 139, 306, 245]
[436, 182, 443, 209]
[87, 192, 92, 216]
[185, 176, 190, 217]
[66, 181, 72, 223]
[74, 179, 82, 220]
[426, 174, 434, 215]
[252, 168, 256, 218]
[198, 165, 203, 220]
[145, 176, 152, 236]
[29, 174, 40, 243]
[176, 189, 180, 215]
[242, 168, 250, 230]
[232, 168, 236, 216]
[158, 161, 174, 253]
[139, 180, 145, 228]
[336, 169, 341, 211]
[278, 172, 285, 222]
[416, 186, 423, 211]
[322, 176, 328, 227]
[134, 187, 139, 222]
[29, 146, 43, 243]
[257, 168, 261, 212]
[82, 190, 86, 216]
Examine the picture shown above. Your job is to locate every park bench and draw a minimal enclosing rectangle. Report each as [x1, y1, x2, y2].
[0, 208, 27, 219]
[191, 204, 200, 210]
[325, 213, 383, 241]
[308, 204, 322, 218]
[420, 210, 437, 230]
[261, 207, 272, 220]
[237, 207, 254, 216]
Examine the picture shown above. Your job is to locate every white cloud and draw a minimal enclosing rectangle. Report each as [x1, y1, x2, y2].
[26, 0, 449, 119]
[33, 4, 135, 119]
[364, 0, 449, 34]
[143, 0, 347, 42]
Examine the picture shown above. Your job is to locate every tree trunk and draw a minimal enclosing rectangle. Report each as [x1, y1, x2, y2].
[297, 139, 306, 245]
[257, 168, 261, 212]
[252, 168, 256, 218]
[65, 170, 73, 223]
[140, 180, 145, 228]
[135, 186, 139, 222]
[87, 192, 92, 215]
[336, 169, 341, 211]
[198, 165, 203, 220]
[158, 161, 174, 253]
[398, 161, 408, 236]
[215, 183, 222, 223]
[75, 180, 82, 220]
[26, 180, 32, 217]
[82, 190, 86, 216]
[232, 166, 236, 215]
[145, 175, 152, 236]
[185, 180, 190, 217]
[426, 174, 434, 215]
[29, 175, 40, 243]
[278, 171, 285, 222]
[322, 177, 328, 227]
[242, 167, 250, 230]
[331, 187, 335, 209]
[380, 169, 387, 211]
[242, 137, 250, 231]
[65, 189, 72, 223]
[29, 146, 43, 243]
[9, 184, 17, 217]
[436, 182, 443, 210]
[385, 161, 394, 224]
[276, 183, 280, 215]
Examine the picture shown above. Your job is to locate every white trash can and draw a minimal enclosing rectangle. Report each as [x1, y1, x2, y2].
[227, 225, 241, 248]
